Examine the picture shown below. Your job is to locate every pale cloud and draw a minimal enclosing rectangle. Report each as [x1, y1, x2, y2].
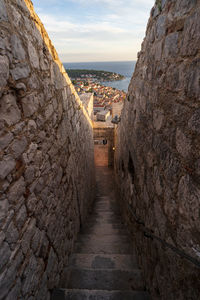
[40, 13, 127, 34]
[32, 0, 155, 62]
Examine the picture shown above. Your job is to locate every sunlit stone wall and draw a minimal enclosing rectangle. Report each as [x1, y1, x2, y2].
[0, 0, 95, 298]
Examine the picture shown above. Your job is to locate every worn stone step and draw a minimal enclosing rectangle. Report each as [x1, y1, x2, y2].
[93, 208, 120, 214]
[90, 211, 121, 216]
[65, 269, 144, 290]
[74, 235, 133, 254]
[68, 254, 138, 270]
[80, 225, 128, 236]
[82, 218, 125, 225]
[89, 213, 121, 218]
[94, 203, 119, 209]
[87, 218, 122, 224]
[77, 234, 130, 244]
[81, 223, 127, 236]
[94, 199, 118, 203]
[52, 289, 150, 300]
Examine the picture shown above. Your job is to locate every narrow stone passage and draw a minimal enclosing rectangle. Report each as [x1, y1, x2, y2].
[52, 167, 150, 300]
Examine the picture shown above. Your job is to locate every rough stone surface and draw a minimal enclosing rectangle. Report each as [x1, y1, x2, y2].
[0, 1, 95, 298]
[10, 34, 26, 61]
[0, 94, 21, 126]
[0, 0, 8, 21]
[0, 132, 14, 150]
[0, 155, 16, 180]
[0, 55, 9, 96]
[115, 1, 200, 299]
[11, 63, 30, 80]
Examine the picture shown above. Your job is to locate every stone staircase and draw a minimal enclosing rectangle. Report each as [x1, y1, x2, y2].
[52, 167, 150, 300]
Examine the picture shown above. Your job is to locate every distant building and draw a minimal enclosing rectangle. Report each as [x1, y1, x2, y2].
[93, 105, 106, 114]
[112, 102, 123, 118]
[96, 110, 110, 122]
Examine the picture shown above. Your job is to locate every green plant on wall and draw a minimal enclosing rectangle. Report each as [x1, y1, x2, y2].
[156, 0, 162, 12]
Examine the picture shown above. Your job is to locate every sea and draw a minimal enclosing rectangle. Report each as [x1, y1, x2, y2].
[63, 61, 136, 92]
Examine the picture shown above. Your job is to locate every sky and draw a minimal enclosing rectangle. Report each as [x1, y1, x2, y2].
[32, 0, 155, 62]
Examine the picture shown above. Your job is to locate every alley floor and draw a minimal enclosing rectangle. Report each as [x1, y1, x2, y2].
[52, 167, 150, 300]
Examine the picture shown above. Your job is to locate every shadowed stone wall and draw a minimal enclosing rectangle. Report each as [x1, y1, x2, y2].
[0, 0, 95, 299]
[115, 0, 200, 298]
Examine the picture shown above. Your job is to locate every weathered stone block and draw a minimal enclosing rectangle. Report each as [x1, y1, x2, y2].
[10, 34, 26, 61]
[188, 109, 200, 133]
[0, 55, 9, 96]
[0, 94, 21, 126]
[0, 242, 11, 272]
[11, 136, 28, 158]
[11, 63, 30, 80]
[0, 155, 15, 180]
[28, 41, 40, 69]
[28, 120, 37, 133]
[8, 176, 26, 204]
[31, 228, 41, 254]
[15, 0, 30, 13]
[21, 94, 39, 117]
[0, 248, 23, 299]
[45, 103, 54, 119]
[21, 219, 36, 254]
[186, 60, 200, 99]
[24, 166, 35, 185]
[38, 231, 49, 258]
[15, 205, 27, 229]
[161, 0, 167, 9]
[21, 255, 40, 296]
[5, 220, 19, 245]
[51, 63, 64, 90]
[176, 128, 191, 158]
[175, 0, 197, 17]
[12, 121, 25, 135]
[178, 175, 200, 224]
[164, 32, 179, 58]
[0, 132, 14, 150]
[181, 8, 200, 56]
[6, 279, 21, 300]
[156, 15, 166, 40]
[0, 197, 9, 222]
[153, 110, 164, 131]
[0, 0, 8, 21]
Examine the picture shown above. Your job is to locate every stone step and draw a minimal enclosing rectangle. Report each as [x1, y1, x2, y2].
[94, 202, 119, 208]
[52, 289, 150, 300]
[83, 219, 125, 225]
[91, 211, 121, 217]
[83, 218, 124, 225]
[93, 199, 118, 204]
[80, 225, 128, 236]
[92, 208, 120, 214]
[69, 254, 138, 270]
[76, 234, 130, 245]
[87, 215, 123, 223]
[65, 269, 144, 290]
[74, 235, 133, 254]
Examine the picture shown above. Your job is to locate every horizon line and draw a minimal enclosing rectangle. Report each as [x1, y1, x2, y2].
[62, 60, 137, 64]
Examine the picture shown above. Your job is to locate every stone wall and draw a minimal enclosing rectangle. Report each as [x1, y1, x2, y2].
[0, 0, 95, 299]
[115, 0, 200, 298]
[79, 93, 94, 121]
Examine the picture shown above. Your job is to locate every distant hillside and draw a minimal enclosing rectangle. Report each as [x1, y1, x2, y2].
[66, 69, 125, 81]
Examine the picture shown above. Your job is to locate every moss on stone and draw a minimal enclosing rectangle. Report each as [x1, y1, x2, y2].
[156, 0, 162, 12]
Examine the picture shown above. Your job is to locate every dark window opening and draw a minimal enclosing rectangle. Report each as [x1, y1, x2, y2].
[121, 160, 125, 172]
[128, 153, 135, 183]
